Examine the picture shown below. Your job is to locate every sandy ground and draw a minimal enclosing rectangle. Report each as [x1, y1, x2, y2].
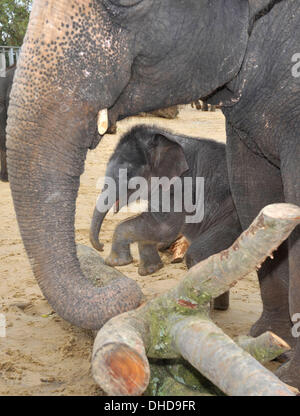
[0, 107, 270, 395]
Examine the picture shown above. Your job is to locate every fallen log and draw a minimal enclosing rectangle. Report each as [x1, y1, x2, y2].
[91, 203, 300, 396]
[236, 332, 290, 364]
[146, 332, 291, 396]
[171, 317, 291, 396]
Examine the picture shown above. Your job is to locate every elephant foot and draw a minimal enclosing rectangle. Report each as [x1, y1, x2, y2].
[275, 350, 294, 364]
[250, 309, 296, 348]
[138, 261, 164, 276]
[0, 173, 8, 182]
[105, 251, 133, 267]
[276, 340, 300, 390]
[276, 360, 300, 391]
[213, 291, 230, 311]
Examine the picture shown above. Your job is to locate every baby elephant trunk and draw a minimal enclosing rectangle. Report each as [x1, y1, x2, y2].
[90, 189, 117, 252]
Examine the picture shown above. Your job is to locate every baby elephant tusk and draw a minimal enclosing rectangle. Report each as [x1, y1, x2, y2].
[97, 109, 109, 135]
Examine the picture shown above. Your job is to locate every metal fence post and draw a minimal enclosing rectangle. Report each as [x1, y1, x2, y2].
[8, 47, 15, 66]
[0, 53, 6, 77]
[0, 46, 21, 75]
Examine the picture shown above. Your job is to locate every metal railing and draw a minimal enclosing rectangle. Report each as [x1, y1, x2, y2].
[0, 46, 21, 77]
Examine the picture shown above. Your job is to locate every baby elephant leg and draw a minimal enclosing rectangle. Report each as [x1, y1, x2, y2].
[105, 228, 133, 267]
[106, 211, 183, 275]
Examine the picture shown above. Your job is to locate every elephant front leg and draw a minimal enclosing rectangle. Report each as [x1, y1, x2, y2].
[106, 212, 183, 275]
[226, 123, 293, 347]
[0, 149, 8, 182]
[105, 220, 134, 267]
[275, 139, 300, 388]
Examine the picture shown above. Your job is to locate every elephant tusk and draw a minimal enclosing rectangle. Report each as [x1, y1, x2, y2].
[97, 109, 109, 135]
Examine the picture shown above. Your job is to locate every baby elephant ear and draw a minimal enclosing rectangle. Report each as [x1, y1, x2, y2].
[151, 134, 189, 180]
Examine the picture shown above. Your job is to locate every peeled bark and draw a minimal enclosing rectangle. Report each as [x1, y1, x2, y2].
[170, 236, 189, 264]
[171, 317, 293, 396]
[92, 203, 300, 396]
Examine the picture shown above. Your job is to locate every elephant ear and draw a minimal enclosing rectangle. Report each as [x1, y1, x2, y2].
[150, 134, 189, 181]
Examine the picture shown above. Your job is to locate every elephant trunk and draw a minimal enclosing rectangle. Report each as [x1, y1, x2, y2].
[90, 201, 115, 252]
[90, 171, 126, 251]
[6, 92, 143, 330]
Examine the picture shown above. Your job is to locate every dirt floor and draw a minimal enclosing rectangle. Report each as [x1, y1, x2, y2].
[0, 106, 273, 395]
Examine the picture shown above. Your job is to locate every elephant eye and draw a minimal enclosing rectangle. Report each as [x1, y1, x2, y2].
[102, 0, 150, 18]
[109, 0, 143, 6]
[103, 0, 144, 10]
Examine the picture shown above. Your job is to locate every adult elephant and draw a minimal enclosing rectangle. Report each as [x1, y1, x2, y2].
[6, 0, 300, 387]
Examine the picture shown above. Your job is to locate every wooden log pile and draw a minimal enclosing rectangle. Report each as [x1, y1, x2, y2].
[79, 203, 300, 396]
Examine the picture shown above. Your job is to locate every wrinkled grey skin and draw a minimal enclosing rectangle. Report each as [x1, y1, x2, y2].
[6, 0, 300, 387]
[0, 66, 15, 182]
[90, 125, 242, 310]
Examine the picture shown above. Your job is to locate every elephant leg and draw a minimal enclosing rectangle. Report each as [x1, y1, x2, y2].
[226, 124, 292, 346]
[275, 139, 300, 387]
[213, 291, 230, 311]
[105, 218, 135, 267]
[106, 211, 183, 274]
[202, 101, 209, 111]
[0, 149, 8, 182]
[138, 242, 164, 276]
[185, 219, 241, 311]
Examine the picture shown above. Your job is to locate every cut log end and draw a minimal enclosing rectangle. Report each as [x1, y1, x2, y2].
[263, 203, 300, 220]
[237, 331, 291, 364]
[93, 343, 150, 396]
[268, 332, 291, 350]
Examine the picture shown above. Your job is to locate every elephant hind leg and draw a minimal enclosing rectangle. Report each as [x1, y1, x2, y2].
[226, 123, 293, 345]
[0, 149, 8, 182]
[185, 220, 241, 311]
[138, 242, 163, 276]
[277, 138, 300, 388]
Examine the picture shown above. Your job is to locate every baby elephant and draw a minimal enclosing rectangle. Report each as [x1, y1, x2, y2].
[90, 125, 242, 310]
